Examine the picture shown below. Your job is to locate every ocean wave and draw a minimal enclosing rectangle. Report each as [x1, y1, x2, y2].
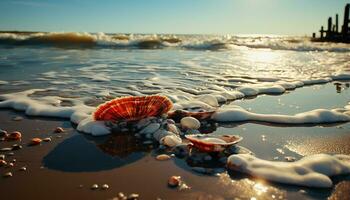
[0, 32, 349, 52]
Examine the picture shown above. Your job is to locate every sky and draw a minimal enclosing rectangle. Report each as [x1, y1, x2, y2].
[0, 0, 349, 35]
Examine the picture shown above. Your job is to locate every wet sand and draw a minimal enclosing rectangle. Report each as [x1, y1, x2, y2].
[1, 83, 350, 200]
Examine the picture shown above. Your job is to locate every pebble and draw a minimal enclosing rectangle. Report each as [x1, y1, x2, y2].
[0, 160, 7, 166]
[91, 184, 99, 190]
[12, 144, 22, 150]
[180, 117, 200, 130]
[127, 193, 140, 200]
[19, 167, 27, 171]
[285, 156, 296, 162]
[139, 123, 160, 135]
[42, 137, 52, 142]
[6, 131, 22, 141]
[12, 116, 23, 121]
[0, 129, 7, 137]
[101, 184, 109, 190]
[117, 192, 126, 199]
[29, 138, 42, 146]
[54, 127, 64, 133]
[156, 154, 171, 161]
[3, 172, 12, 177]
[0, 148, 12, 152]
[167, 124, 180, 135]
[168, 176, 181, 187]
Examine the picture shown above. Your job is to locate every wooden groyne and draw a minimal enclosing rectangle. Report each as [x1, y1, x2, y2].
[312, 4, 350, 43]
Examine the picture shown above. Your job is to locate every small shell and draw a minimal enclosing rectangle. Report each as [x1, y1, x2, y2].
[168, 176, 181, 187]
[156, 154, 171, 161]
[160, 134, 182, 147]
[6, 131, 22, 141]
[3, 172, 12, 177]
[29, 138, 42, 146]
[42, 137, 52, 142]
[0, 160, 7, 166]
[167, 124, 180, 135]
[180, 117, 200, 130]
[101, 184, 109, 190]
[54, 127, 64, 133]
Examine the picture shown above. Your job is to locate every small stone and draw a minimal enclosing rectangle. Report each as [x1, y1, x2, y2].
[180, 117, 200, 130]
[12, 144, 22, 150]
[6, 131, 22, 141]
[12, 116, 23, 121]
[91, 184, 99, 190]
[0, 160, 7, 166]
[285, 156, 296, 162]
[101, 184, 109, 190]
[139, 123, 160, 135]
[19, 166, 27, 171]
[0, 148, 12, 152]
[42, 137, 52, 142]
[0, 129, 7, 137]
[3, 172, 12, 177]
[54, 127, 64, 133]
[156, 154, 171, 161]
[127, 193, 139, 200]
[168, 176, 181, 187]
[29, 138, 42, 146]
[117, 192, 126, 199]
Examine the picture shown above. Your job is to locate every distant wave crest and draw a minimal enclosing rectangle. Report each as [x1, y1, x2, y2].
[0, 32, 349, 52]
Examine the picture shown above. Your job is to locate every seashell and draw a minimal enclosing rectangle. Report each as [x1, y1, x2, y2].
[29, 138, 42, 146]
[160, 134, 182, 147]
[42, 137, 52, 142]
[93, 95, 173, 122]
[139, 123, 160, 135]
[6, 131, 22, 141]
[168, 109, 215, 121]
[167, 124, 180, 135]
[3, 172, 12, 178]
[186, 134, 242, 152]
[91, 184, 99, 190]
[0, 160, 7, 166]
[156, 154, 171, 161]
[127, 193, 140, 200]
[101, 184, 109, 190]
[180, 117, 200, 130]
[168, 176, 181, 187]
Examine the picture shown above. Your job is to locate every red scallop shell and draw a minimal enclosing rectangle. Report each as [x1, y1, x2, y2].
[93, 95, 173, 122]
[185, 134, 242, 152]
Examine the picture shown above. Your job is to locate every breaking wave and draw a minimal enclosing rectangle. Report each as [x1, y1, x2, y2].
[0, 32, 350, 52]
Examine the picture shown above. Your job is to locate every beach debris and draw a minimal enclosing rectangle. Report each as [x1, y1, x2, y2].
[54, 127, 64, 133]
[180, 117, 201, 130]
[0, 154, 5, 160]
[93, 95, 173, 122]
[156, 154, 171, 161]
[127, 193, 139, 200]
[12, 144, 22, 151]
[6, 131, 22, 141]
[3, 172, 13, 177]
[91, 184, 99, 190]
[168, 176, 181, 187]
[7, 162, 14, 167]
[12, 116, 23, 121]
[29, 138, 42, 146]
[19, 166, 27, 171]
[185, 134, 242, 152]
[0, 148, 12, 152]
[101, 184, 109, 190]
[0, 160, 7, 166]
[42, 137, 52, 142]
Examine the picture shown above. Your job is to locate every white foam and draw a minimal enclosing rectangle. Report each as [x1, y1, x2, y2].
[0, 80, 9, 85]
[212, 105, 350, 124]
[227, 154, 350, 188]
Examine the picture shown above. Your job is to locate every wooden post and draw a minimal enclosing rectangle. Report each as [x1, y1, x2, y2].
[312, 33, 316, 38]
[320, 26, 324, 38]
[336, 14, 339, 33]
[343, 4, 349, 37]
[327, 17, 332, 38]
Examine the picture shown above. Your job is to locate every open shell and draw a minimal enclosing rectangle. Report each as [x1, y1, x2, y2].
[93, 95, 173, 122]
[185, 134, 242, 152]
